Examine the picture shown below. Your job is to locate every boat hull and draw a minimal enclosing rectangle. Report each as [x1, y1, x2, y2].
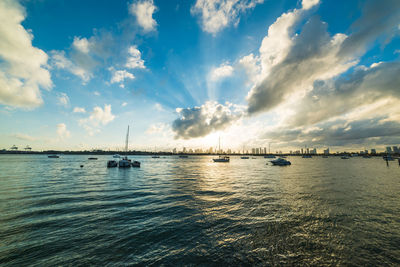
[213, 158, 230, 162]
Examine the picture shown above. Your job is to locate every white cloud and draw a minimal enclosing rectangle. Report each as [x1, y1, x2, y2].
[57, 92, 70, 107]
[51, 32, 113, 82]
[210, 63, 234, 82]
[125, 46, 146, 69]
[72, 37, 91, 54]
[51, 50, 91, 82]
[57, 123, 71, 139]
[302, 0, 320, 10]
[129, 0, 157, 32]
[247, 4, 355, 114]
[191, 0, 264, 35]
[73, 107, 86, 113]
[122, 102, 128, 107]
[12, 133, 37, 141]
[154, 103, 164, 111]
[0, 0, 52, 108]
[94, 91, 100, 96]
[79, 104, 115, 135]
[239, 53, 260, 83]
[146, 123, 168, 134]
[110, 69, 135, 86]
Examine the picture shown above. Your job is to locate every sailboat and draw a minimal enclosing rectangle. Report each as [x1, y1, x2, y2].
[213, 137, 230, 163]
[107, 125, 141, 168]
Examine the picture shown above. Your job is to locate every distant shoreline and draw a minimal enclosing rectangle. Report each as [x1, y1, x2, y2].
[0, 151, 396, 157]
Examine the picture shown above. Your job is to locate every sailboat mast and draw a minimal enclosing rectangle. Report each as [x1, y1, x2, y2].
[125, 125, 129, 153]
[218, 136, 221, 154]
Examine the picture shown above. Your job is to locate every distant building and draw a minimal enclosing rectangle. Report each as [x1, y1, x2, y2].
[393, 146, 399, 154]
[306, 148, 309, 154]
[324, 148, 330, 155]
[173, 148, 177, 154]
[252, 148, 255, 154]
[256, 148, 260, 154]
[301, 148, 303, 154]
[371, 148, 376, 154]
[386, 147, 392, 154]
[310, 148, 317, 154]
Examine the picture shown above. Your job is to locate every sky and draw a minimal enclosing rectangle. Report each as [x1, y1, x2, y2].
[0, 0, 400, 152]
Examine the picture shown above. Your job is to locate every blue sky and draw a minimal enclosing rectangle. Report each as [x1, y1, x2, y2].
[1, 0, 400, 152]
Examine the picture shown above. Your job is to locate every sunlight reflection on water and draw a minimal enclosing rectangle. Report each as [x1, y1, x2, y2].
[0, 155, 399, 265]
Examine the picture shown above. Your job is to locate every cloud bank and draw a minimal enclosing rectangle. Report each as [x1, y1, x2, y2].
[0, 0, 52, 108]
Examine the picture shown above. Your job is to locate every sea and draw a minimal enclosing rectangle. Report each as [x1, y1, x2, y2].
[0, 154, 399, 266]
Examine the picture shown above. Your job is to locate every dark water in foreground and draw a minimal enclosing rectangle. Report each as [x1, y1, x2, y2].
[0, 155, 399, 266]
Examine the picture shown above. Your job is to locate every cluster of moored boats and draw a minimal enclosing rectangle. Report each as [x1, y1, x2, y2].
[107, 154, 140, 168]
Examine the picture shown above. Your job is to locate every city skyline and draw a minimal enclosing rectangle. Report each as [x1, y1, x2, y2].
[1, 0, 400, 151]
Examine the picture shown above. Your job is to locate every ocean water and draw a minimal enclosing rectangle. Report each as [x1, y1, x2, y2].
[0, 155, 399, 266]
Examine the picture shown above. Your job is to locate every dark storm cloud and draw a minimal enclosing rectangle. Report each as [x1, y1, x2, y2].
[264, 117, 400, 147]
[287, 61, 400, 127]
[172, 101, 244, 139]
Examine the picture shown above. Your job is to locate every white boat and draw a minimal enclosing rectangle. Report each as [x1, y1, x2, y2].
[213, 137, 230, 163]
[271, 158, 291, 166]
[113, 154, 121, 158]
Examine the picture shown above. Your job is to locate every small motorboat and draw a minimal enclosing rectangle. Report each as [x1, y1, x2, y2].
[302, 155, 312, 158]
[270, 158, 291, 166]
[107, 160, 118, 168]
[264, 155, 276, 158]
[151, 155, 160, 158]
[88, 157, 98, 160]
[341, 156, 350, 159]
[213, 156, 230, 162]
[131, 161, 141, 167]
[48, 155, 59, 158]
[113, 154, 121, 158]
[179, 155, 188, 158]
[240, 156, 249, 159]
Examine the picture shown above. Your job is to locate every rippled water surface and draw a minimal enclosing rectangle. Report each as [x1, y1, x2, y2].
[0, 155, 399, 266]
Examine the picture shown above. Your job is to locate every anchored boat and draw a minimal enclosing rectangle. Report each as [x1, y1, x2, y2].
[270, 158, 291, 166]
